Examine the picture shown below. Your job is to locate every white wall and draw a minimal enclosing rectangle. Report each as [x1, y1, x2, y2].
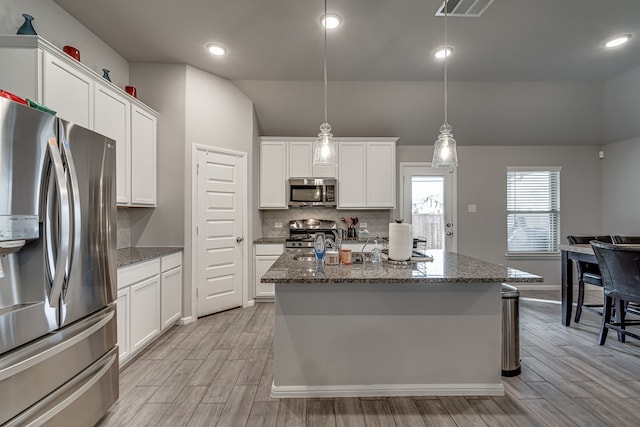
[397, 144, 602, 286]
[603, 65, 640, 144]
[0, 0, 129, 87]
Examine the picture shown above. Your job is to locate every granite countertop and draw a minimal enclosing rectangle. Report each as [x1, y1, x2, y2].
[117, 247, 183, 268]
[261, 250, 543, 284]
[253, 237, 287, 244]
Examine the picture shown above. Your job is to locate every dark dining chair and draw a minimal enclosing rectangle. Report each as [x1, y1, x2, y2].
[590, 241, 640, 345]
[611, 235, 640, 244]
[566, 235, 612, 322]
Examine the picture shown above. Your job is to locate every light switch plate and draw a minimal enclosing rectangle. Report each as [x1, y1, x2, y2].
[467, 204, 477, 213]
[274, 222, 283, 228]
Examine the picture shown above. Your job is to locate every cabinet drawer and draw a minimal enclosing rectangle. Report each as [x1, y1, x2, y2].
[161, 252, 182, 272]
[117, 259, 160, 289]
[255, 244, 284, 256]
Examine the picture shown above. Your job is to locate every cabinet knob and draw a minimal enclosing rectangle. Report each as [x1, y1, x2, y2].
[236, 237, 244, 243]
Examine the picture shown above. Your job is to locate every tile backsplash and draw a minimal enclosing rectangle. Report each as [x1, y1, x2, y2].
[261, 208, 393, 239]
[117, 208, 131, 249]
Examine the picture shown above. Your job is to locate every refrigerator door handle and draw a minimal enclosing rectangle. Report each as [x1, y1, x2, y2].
[60, 139, 82, 303]
[45, 137, 72, 307]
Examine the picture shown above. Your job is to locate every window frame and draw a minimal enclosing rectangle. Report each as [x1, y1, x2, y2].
[505, 166, 561, 259]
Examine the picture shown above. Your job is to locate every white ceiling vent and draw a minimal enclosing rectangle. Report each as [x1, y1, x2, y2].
[435, 0, 496, 17]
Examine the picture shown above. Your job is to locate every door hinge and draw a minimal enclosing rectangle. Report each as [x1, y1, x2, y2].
[196, 288, 198, 297]
[197, 163, 200, 174]
[196, 226, 199, 235]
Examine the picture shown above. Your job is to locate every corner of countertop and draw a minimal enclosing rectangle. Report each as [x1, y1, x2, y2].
[117, 246, 183, 268]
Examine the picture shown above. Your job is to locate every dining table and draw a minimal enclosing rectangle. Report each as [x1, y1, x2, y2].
[560, 243, 598, 326]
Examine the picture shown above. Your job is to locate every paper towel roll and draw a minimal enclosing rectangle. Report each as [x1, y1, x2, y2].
[388, 223, 413, 261]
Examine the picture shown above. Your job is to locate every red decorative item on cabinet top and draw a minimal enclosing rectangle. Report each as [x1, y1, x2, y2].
[0, 90, 28, 106]
[63, 45, 80, 61]
[125, 86, 137, 98]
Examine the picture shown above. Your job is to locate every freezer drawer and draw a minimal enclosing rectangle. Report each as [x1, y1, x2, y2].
[0, 305, 117, 425]
[4, 346, 118, 427]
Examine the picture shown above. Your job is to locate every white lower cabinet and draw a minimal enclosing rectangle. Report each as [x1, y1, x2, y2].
[254, 244, 284, 299]
[161, 253, 183, 331]
[130, 275, 161, 353]
[117, 251, 182, 366]
[116, 287, 130, 362]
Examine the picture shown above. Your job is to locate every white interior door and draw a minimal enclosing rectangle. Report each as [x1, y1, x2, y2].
[196, 149, 245, 317]
[400, 163, 457, 252]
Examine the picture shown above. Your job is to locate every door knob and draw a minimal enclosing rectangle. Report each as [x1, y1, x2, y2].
[236, 237, 244, 243]
[446, 231, 454, 236]
[446, 223, 453, 228]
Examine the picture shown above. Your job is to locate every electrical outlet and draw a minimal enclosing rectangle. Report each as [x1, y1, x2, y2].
[274, 222, 283, 229]
[360, 222, 367, 228]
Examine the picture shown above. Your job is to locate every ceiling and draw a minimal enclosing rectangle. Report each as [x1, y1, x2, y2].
[52, 0, 640, 82]
[51, 0, 640, 146]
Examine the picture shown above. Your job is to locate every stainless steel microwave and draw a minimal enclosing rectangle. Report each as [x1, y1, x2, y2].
[288, 178, 337, 207]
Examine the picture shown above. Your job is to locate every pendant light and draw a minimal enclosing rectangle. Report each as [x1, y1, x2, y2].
[432, 0, 459, 168]
[313, 0, 337, 166]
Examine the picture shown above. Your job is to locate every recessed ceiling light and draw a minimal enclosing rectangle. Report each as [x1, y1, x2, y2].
[604, 34, 631, 48]
[207, 43, 226, 56]
[434, 47, 453, 59]
[321, 13, 341, 29]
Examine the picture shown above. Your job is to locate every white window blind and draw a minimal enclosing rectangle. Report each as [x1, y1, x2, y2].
[507, 167, 561, 254]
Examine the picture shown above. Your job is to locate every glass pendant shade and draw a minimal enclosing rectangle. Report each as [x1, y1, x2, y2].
[313, 122, 337, 165]
[432, 123, 458, 167]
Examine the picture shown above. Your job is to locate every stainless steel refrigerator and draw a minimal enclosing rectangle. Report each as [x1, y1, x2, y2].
[0, 97, 118, 426]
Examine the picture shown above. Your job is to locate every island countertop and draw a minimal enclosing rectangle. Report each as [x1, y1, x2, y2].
[261, 249, 542, 284]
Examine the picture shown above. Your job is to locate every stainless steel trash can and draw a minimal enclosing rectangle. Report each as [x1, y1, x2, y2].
[502, 284, 521, 376]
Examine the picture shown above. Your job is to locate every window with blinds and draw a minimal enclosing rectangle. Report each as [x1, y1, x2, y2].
[507, 167, 561, 254]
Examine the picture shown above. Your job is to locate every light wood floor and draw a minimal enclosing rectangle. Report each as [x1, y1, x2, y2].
[99, 290, 640, 426]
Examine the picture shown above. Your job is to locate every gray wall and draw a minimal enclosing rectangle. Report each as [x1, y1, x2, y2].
[1, 0, 129, 87]
[601, 64, 640, 234]
[184, 65, 255, 317]
[397, 145, 602, 285]
[234, 80, 603, 147]
[128, 63, 187, 248]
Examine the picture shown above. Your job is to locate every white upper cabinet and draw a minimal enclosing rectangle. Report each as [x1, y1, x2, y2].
[0, 36, 158, 207]
[288, 139, 336, 178]
[366, 141, 396, 208]
[43, 51, 93, 128]
[337, 138, 397, 209]
[131, 105, 157, 206]
[94, 83, 131, 205]
[337, 142, 367, 208]
[259, 140, 288, 209]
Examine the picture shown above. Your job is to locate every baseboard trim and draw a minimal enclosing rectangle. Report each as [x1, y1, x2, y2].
[177, 316, 196, 325]
[244, 299, 255, 308]
[271, 382, 504, 398]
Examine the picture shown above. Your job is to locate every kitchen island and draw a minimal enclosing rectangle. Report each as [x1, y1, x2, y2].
[261, 250, 542, 398]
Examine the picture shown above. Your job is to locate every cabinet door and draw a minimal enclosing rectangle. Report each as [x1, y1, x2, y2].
[259, 141, 288, 208]
[288, 141, 313, 178]
[116, 287, 130, 364]
[338, 142, 366, 208]
[161, 266, 182, 330]
[94, 84, 131, 206]
[43, 52, 93, 128]
[255, 256, 279, 298]
[366, 142, 396, 208]
[130, 275, 161, 352]
[131, 105, 157, 205]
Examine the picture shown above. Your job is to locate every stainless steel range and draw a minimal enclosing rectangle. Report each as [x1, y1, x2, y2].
[285, 219, 338, 248]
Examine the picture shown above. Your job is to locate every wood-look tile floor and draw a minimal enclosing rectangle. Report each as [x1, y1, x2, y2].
[99, 290, 640, 426]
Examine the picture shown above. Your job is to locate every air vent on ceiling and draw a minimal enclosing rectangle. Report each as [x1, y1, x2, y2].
[435, 0, 495, 17]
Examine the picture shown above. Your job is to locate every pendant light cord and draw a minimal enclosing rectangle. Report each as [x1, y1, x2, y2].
[444, 0, 448, 125]
[324, 0, 328, 124]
